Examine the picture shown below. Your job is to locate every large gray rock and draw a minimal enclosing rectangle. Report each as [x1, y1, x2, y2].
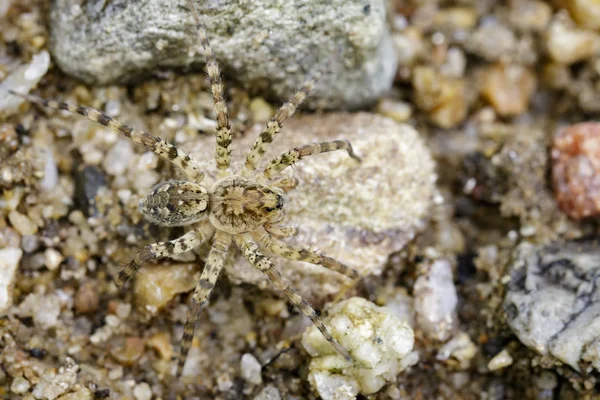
[504, 240, 600, 373]
[49, 0, 396, 110]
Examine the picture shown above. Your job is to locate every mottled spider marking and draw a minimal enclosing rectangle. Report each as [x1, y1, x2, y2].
[209, 176, 284, 234]
[140, 181, 210, 227]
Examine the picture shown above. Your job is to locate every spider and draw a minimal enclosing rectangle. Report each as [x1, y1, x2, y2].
[10, 0, 363, 377]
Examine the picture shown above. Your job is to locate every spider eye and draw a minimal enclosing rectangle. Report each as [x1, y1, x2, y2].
[276, 194, 284, 209]
[265, 207, 275, 213]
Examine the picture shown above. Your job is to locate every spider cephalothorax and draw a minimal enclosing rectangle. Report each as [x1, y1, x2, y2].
[11, 0, 363, 377]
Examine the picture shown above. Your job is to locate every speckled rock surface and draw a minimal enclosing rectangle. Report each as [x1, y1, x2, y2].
[49, 0, 396, 110]
[187, 112, 437, 304]
[504, 239, 600, 373]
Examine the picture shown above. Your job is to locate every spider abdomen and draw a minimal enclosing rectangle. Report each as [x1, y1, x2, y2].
[140, 181, 209, 227]
[209, 176, 284, 234]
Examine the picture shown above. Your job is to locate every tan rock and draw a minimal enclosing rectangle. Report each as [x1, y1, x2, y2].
[568, 0, 600, 30]
[186, 112, 437, 304]
[133, 262, 198, 314]
[481, 64, 536, 117]
[412, 67, 467, 128]
[546, 18, 600, 64]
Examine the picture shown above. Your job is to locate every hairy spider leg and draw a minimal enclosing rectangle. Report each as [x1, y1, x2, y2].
[263, 139, 361, 180]
[9, 91, 205, 182]
[243, 71, 322, 174]
[177, 230, 231, 376]
[187, 0, 232, 171]
[235, 233, 352, 361]
[114, 230, 206, 287]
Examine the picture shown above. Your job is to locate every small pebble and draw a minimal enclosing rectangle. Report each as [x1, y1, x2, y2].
[552, 122, 600, 219]
[10, 376, 31, 394]
[376, 99, 412, 123]
[254, 385, 282, 400]
[412, 66, 467, 128]
[147, 332, 173, 360]
[240, 353, 263, 385]
[133, 263, 197, 314]
[110, 337, 146, 366]
[103, 139, 133, 176]
[437, 332, 478, 369]
[74, 281, 100, 314]
[0, 50, 50, 115]
[8, 210, 38, 235]
[487, 349, 514, 371]
[0, 247, 22, 313]
[481, 64, 536, 117]
[414, 259, 458, 341]
[249, 97, 274, 122]
[44, 248, 64, 271]
[17, 292, 61, 329]
[21, 234, 40, 253]
[568, 0, 600, 30]
[546, 19, 600, 65]
[133, 382, 152, 400]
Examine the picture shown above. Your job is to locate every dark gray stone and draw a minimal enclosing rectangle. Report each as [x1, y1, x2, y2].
[504, 239, 600, 373]
[50, 0, 396, 110]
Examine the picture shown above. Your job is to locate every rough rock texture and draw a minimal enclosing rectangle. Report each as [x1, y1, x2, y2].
[49, 0, 396, 110]
[552, 122, 600, 220]
[414, 259, 458, 342]
[504, 239, 600, 373]
[187, 112, 437, 304]
[0, 247, 21, 314]
[301, 297, 416, 399]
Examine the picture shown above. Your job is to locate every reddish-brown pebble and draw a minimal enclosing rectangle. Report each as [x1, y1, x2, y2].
[552, 122, 600, 219]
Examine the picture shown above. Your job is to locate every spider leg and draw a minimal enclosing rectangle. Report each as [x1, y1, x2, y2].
[263, 140, 361, 180]
[264, 223, 298, 239]
[177, 230, 231, 377]
[269, 177, 299, 192]
[254, 231, 361, 281]
[243, 71, 322, 174]
[187, 0, 232, 171]
[9, 91, 205, 182]
[235, 233, 352, 361]
[114, 228, 209, 288]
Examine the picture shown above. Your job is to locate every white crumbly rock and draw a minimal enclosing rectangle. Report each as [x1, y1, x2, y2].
[0, 248, 22, 314]
[302, 297, 416, 399]
[0, 50, 50, 115]
[414, 259, 458, 341]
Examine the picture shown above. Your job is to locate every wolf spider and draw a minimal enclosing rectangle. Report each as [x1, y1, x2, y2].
[11, 0, 364, 376]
